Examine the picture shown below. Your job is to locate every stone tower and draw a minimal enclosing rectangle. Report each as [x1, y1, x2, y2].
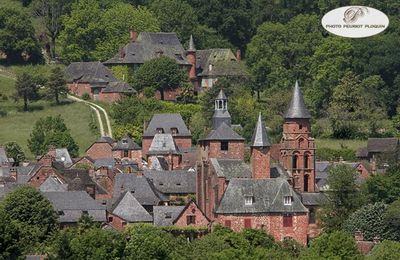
[250, 113, 271, 179]
[280, 81, 316, 192]
[212, 89, 231, 129]
[186, 35, 197, 81]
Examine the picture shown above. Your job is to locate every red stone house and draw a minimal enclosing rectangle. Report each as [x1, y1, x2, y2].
[85, 136, 115, 161]
[196, 86, 321, 245]
[147, 134, 183, 170]
[112, 136, 142, 168]
[153, 201, 209, 227]
[65, 61, 135, 102]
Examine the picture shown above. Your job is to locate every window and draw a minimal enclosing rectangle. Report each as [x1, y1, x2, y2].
[82, 211, 88, 215]
[122, 221, 127, 227]
[304, 153, 309, 169]
[108, 216, 113, 222]
[221, 141, 229, 151]
[284, 196, 293, 206]
[292, 154, 298, 169]
[299, 124, 303, 130]
[245, 196, 253, 206]
[171, 128, 179, 135]
[159, 182, 164, 186]
[156, 128, 164, 133]
[186, 215, 196, 225]
[225, 220, 231, 228]
[283, 214, 293, 227]
[244, 219, 252, 228]
[309, 208, 316, 224]
[124, 150, 129, 157]
[58, 211, 64, 216]
[304, 175, 309, 192]
[165, 212, 172, 219]
[122, 138, 128, 144]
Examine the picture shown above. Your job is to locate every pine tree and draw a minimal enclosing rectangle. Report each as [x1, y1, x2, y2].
[15, 72, 37, 111]
[46, 67, 67, 104]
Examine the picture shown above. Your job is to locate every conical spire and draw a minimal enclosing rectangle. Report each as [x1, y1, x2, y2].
[188, 35, 196, 52]
[216, 89, 227, 100]
[251, 113, 271, 147]
[285, 81, 311, 119]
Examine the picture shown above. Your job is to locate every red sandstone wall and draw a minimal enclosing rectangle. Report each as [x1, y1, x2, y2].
[174, 137, 192, 150]
[251, 147, 271, 179]
[29, 167, 61, 187]
[68, 83, 92, 98]
[107, 213, 127, 231]
[208, 141, 244, 160]
[154, 88, 182, 101]
[86, 143, 113, 160]
[174, 202, 209, 227]
[98, 92, 123, 103]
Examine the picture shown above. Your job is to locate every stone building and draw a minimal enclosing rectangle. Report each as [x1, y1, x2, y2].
[196, 85, 321, 245]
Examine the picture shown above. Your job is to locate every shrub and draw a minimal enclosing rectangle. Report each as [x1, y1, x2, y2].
[81, 93, 90, 100]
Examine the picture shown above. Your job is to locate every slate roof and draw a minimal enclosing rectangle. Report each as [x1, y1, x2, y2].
[96, 136, 114, 144]
[356, 147, 368, 158]
[147, 156, 169, 171]
[56, 167, 96, 191]
[55, 148, 73, 168]
[216, 178, 308, 214]
[113, 136, 141, 151]
[112, 191, 153, 223]
[143, 113, 191, 137]
[104, 32, 190, 66]
[43, 191, 106, 223]
[39, 176, 68, 192]
[143, 170, 196, 194]
[65, 62, 117, 83]
[113, 173, 162, 206]
[367, 138, 399, 153]
[188, 35, 196, 52]
[94, 158, 116, 169]
[102, 82, 136, 93]
[300, 192, 324, 206]
[251, 113, 271, 147]
[201, 122, 244, 141]
[0, 182, 20, 200]
[153, 206, 185, 226]
[148, 134, 180, 155]
[210, 158, 252, 180]
[285, 81, 311, 119]
[196, 49, 245, 77]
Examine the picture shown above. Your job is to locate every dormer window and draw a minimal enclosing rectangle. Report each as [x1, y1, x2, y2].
[165, 212, 172, 219]
[284, 196, 293, 206]
[171, 128, 178, 135]
[122, 139, 128, 144]
[156, 128, 164, 133]
[244, 196, 253, 206]
[58, 211, 64, 216]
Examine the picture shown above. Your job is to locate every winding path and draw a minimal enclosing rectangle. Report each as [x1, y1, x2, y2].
[67, 94, 113, 138]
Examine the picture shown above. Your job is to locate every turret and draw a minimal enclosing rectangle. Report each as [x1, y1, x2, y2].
[251, 113, 271, 179]
[186, 35, 197, 80]
[212, 89, 231, 129]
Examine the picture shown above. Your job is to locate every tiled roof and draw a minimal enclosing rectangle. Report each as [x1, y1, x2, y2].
[104, 32, 190, 66]
[196, 49, 245, 77]
[102, 82, 136, 93]
[94, 158, 116, 169]
[300, 192, 324, 206]
[147, 156, 169, 171]
[148, 134, 180, 155]
[39, 176, 67, 192]
[210, 158, 252, 179]
[216, 178, 308, 214]
[112, 191, 153, 223]
[143, 170, 196, 194]
[367, 138, 399, 153]
[153, 206, 185, 226]
[65, 62, 117, 84]
[202, 122, 244, 141]
[143, 113, 191, 137]
[113, 136, 141, 151]
[284, 81, 311, 119]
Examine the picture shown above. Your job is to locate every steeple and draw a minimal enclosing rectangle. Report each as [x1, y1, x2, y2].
[188, 35, 196, 52]
[285, 81, 311, 119]
[251, 113, 270, 147]
[212, 89, 231, 129]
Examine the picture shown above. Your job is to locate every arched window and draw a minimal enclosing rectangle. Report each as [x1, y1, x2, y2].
[292, 153, 298, 169]
[304, 153, 309, 169]
[304, 175, 309, 192]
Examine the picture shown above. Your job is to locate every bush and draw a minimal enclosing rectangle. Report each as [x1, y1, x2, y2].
[316, 147, 356, 161]
[81, 93, 90, 100]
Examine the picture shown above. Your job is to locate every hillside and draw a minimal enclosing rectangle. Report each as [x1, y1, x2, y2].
[0, 74, 97, 158]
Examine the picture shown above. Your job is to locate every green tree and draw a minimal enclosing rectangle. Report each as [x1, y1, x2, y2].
[45, 67, 67, 104]
[15, 72, 38, 111]
[382, 199, 400, 240]
[27, 115, 79, 157]
[132, 57, 188, 100]
[367, 240, 400, 259]
[300, 231, 362, 259]
[150, 0, 197, 42]
[0, 207, 21, 259]
[1, 186, 58, 252]
[319, 164, 363, 232]
[4, 141, 25, 166]
[0, 7, 42, 63]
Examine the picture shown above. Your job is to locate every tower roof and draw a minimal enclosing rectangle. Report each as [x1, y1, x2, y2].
[216, 89, 227, 100]
[251, 113, 271, 147]
[285, 81, 311, 119]
[188, 35, 196, 52]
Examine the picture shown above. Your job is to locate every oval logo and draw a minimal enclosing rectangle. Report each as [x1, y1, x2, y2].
[321, 6, 389, 38]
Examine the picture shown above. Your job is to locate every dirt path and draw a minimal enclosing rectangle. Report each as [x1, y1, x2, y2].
[67, 94, 113, 138]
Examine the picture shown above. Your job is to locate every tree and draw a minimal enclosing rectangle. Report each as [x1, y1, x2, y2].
[367, 240, 400, 259]
[32, 0, 73, 59]
[319, 164, 363, 232]
[1, 186, 58, 251]
[15, 72, 38, 111]
[300, 231, 362, 259]
[150, 0, 198, 42]
[46, 66, 67, 104]
[27, 115, 79, 157]
[382, 199, 400, 240]
[132, 57, 188, 100]
[0, 207, 21, 259]
[4, 141, 25, 166]
[0, 7, 42, 63]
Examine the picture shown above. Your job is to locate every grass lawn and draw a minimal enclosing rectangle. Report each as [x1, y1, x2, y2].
[315, 138, 366, 151]
[0, 75, 97, 159]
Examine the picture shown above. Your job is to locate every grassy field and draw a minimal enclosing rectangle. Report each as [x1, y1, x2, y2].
[0, 74, 97, 158]
[315, 138, 366, 150]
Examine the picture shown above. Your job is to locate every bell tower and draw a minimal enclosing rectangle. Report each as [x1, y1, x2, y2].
[280, 81, 316, 192]
[212, 89, 231, 129]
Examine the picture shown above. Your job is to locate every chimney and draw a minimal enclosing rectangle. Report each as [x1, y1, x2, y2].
[130, 30, 137, 42]
[373, 236, 380, 244]
[236, 49, 241, 62]
[48, 145, 56, 157]
[10, 168, 17, 182]
[354, 230, 364, 241]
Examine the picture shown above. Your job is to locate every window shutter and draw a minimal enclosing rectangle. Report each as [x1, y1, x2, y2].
[244, 219, 252, 228]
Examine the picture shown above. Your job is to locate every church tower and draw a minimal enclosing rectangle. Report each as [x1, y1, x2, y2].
[212, 89, 231, 129]
[251, 113, 271, 179]
[280, 81, 316, 192]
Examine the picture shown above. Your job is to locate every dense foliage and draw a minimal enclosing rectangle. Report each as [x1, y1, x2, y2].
[4, 141, 26, 166]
